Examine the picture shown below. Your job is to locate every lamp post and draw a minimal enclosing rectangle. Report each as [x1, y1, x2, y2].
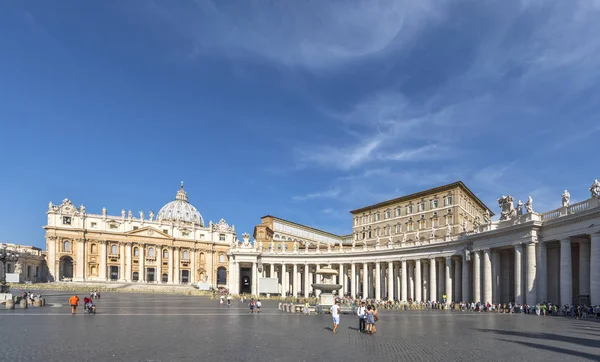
[0, 244, 19, 293]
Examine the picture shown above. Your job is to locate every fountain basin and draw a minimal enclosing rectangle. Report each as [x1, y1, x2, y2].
[311, 283, 342, 293]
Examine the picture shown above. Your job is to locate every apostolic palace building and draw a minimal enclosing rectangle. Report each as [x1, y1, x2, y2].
[16, 177, 600, 307]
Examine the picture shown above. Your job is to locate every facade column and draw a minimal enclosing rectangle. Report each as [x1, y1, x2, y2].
[168, 247, 174, 283]
[363, 263, 369, 298]
[387, 261, 394, 301]
[139, 244, 146, 282]
[126, 243, 132, 282]
[228, 258, 235, 292]
[444, 257, 452, 304]
[408, 261, 414, 301]
[156, 245, 163, 283]
[482, 249, 492, 304]
[375, 262, 381, 300]
[99, 240, 107, 281]
[293, 263, 298, 297]
[75, 238, 86, 281]
[579, 239, 591, 297]
[351, 263, 357, 298]
[173, 247, 180, 284]
[429, 258, 437, 302]
[454, 257, 462, 302]
[304, 264, 310, 298]
[190, 248, 196, 284]
[462, 256, 470, 302]
[473, 251, 481, 302]
[119, 242, 126, 281]
[401, 260, 407, 301]
[252, 262, 258, 295]
[560, 238, 572, 306]
[526, 243, 537, 305]
[537, 242, 547, 303]
[514, 245, 523, 304]
[414, 259, 422, 302]
[590, 233, 600, 305]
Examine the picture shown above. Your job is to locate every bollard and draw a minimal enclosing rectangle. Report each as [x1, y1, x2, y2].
[278, 302, 282, 310]
[19, 299, 28, 309]
[5, 300, 15, 309]
[41, 297, 46, 306]
[291, 304, 295, 313]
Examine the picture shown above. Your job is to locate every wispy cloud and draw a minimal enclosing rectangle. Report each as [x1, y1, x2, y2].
[292, 189, 340, 201]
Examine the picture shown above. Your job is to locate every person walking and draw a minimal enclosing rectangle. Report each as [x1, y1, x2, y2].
[365, 305, 375, 334]
[330, 300, 341, 334]
[69, 294, 80, 315]
[256, 299, 262, 313]
[357, 301, 367, 333]
[227, 294, 232, 306]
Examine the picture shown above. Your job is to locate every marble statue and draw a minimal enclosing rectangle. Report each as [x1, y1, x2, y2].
[498, 195, 517, 220]
[446, 223, 452, 236]
[121, 209, 126, 219]
[139, 211, 144, 221]
[590, 179, 600, 198]
[14, 261, 22, 274]
[376, 235, 381, 247]
[316, 243, 320, 252]
[525, 196, 534, 214]
[48, 201, 54, 211]
[402, 232, 407, 243]
[387, 235, 393, 246]
[430, 228, 435, 239]
[462, 219, 467, 233]
[80, 204, 86, 215]
[149, 211, 154, 221]
[415, 228, 420, 241]
[128, 210, 132, 219]
[327, 243, 332, 253]
[517, 200, 523, 216]
[352, 239, 356, 248]
[562, 190, 570, 208]
[293, 241, 298, 252]
[484, 210, 491, 224]
[102, 207, 107, 217]
[258, 241, 263, 250]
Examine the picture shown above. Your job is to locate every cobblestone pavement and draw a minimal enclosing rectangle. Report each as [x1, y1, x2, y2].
[1, 291, 599, 362]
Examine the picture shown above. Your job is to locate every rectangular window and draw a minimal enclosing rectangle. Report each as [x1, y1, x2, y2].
[110, 223, 118, 229]
[406, 205, 413, 214]
[395, 208, 400, 217]
[62, 216, 71, 225]
[219, 234, 226, 241]
[163, 229, 168, 235]
[91, 222, 97, 228]
[133, 226, 138, 230]
[445, 196, 453, 206]
[431, 200, 438, 209]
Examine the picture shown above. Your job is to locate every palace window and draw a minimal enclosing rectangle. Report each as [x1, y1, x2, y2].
[444, 195, 453, 206]
[418, 201, 425, 212]
[134, 247, 139, 257]
[406, 222, 413, 232]
[374, 213, 380, 221]
[148, 247, 155, 257]
[63, 240, 71, 252]
[394, 207, 401, 217]
[110, 223, 118, 229]
[430, 199, 438, 209]
[385, 225, 391, 235]
[406, 205, 413, 214]
[384, 209, 391, 219]
[354, 218, 358, 226]
[367, 228, 372, 239]
[219, 234, 226, 241]
[90, 244, 97, 254]
[111, 244, 118, 255]
[163, 250, 168, 258]
[163, 229, 169, 235]
[418, 219, 425, 229]
[219, 254, 226, 263]
[62, 216, 71, 225]
[182, 250, 189, 260]
[91, 222, 97, 228]
[133, 226, 138, 230]
[395, 223, 402, 234]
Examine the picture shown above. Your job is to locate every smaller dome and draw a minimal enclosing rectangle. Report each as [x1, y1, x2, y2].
[156, 182, 204, 226]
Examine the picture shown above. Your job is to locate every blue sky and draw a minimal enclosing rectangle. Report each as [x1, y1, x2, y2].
[1, 0, 599, 248]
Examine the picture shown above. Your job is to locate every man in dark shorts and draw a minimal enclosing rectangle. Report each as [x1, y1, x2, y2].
[249, 298, 255, 313]
[69, 294, 80, 315]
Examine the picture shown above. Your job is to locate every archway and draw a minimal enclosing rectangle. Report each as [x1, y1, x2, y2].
[181, 270, 189, 284]
[217, 267, 227, 285]
[59, 256, 73, 280]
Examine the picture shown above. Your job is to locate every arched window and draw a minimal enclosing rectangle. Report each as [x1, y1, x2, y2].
[182, 250, 189, 260]
[163, 249, 168, 258]
[63, 240, 71, 252]
[90, 244, 97, 254]
[148, 247, 155, 257]
[219, 254, 226, 263]
[134, 247, 139, 257]
[111, 244, 118, 254]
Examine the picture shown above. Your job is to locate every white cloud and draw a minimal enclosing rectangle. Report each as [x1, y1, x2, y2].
[292, 188, 340, 201]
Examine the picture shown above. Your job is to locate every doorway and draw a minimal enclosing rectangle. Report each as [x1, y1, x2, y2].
[110, 266, 119, 281]
[240, 267, 252, 294]
[147, 268, 155, 282]
[181, 270, 189, 284]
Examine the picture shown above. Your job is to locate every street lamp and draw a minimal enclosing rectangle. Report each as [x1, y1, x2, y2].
[0, 244, 19, 293]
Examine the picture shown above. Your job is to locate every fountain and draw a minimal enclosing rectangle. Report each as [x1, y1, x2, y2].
[311, 267, 342, 308]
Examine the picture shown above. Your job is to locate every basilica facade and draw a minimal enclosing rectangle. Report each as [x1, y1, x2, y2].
[232, 179, 600, 307]
[44, 183, 234, 287]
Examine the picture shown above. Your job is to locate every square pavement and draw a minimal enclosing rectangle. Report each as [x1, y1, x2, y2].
[1, 291, 599, 362]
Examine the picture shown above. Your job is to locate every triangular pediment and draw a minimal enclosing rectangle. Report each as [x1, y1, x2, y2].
[125, 226, 171, 238]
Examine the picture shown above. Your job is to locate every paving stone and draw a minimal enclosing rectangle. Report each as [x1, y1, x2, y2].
[1, 291, 599, 362]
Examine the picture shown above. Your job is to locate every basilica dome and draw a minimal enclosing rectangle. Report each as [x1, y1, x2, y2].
[156, 182, 204, 226]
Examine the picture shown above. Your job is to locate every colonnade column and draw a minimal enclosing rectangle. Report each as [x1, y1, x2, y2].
[339, 264, 345, 296]
[560, 238, 572, 306]
[454, 257, 462, 302]
[462, 255, 470, 302]
[438, 259, 445, 300]
[445, 257, 452, 304]
[429, 258, 437, 302]
[473, 251, 481, 303]
[514, 245, 522, 304]
[482, 249, 492, 304]
[537, 242, 547, 303]
[375, 262, 381, 300]
[526, 243, 537, 305]
[282, 264, 288, 296]
[387, 261, 393, 301]
[422, 260, 429, 301]
[252, 262, 258, 295]
[139, 245, 146, 282]
[119, 242, 126, 281]
[579, 240, 591, 297]
[408, 261, 414, 301]
[492, 251, 500, 303]
[363, 263, 369, 298]
[590, 233, 600, 305]
[270, 264, 275, 279]
[351, 263, 356, 298]
[414, 260, 422, 302]
[292, 264, 298, 297]
[304, 264, 310, 298]
[401, 260, 407, 302]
